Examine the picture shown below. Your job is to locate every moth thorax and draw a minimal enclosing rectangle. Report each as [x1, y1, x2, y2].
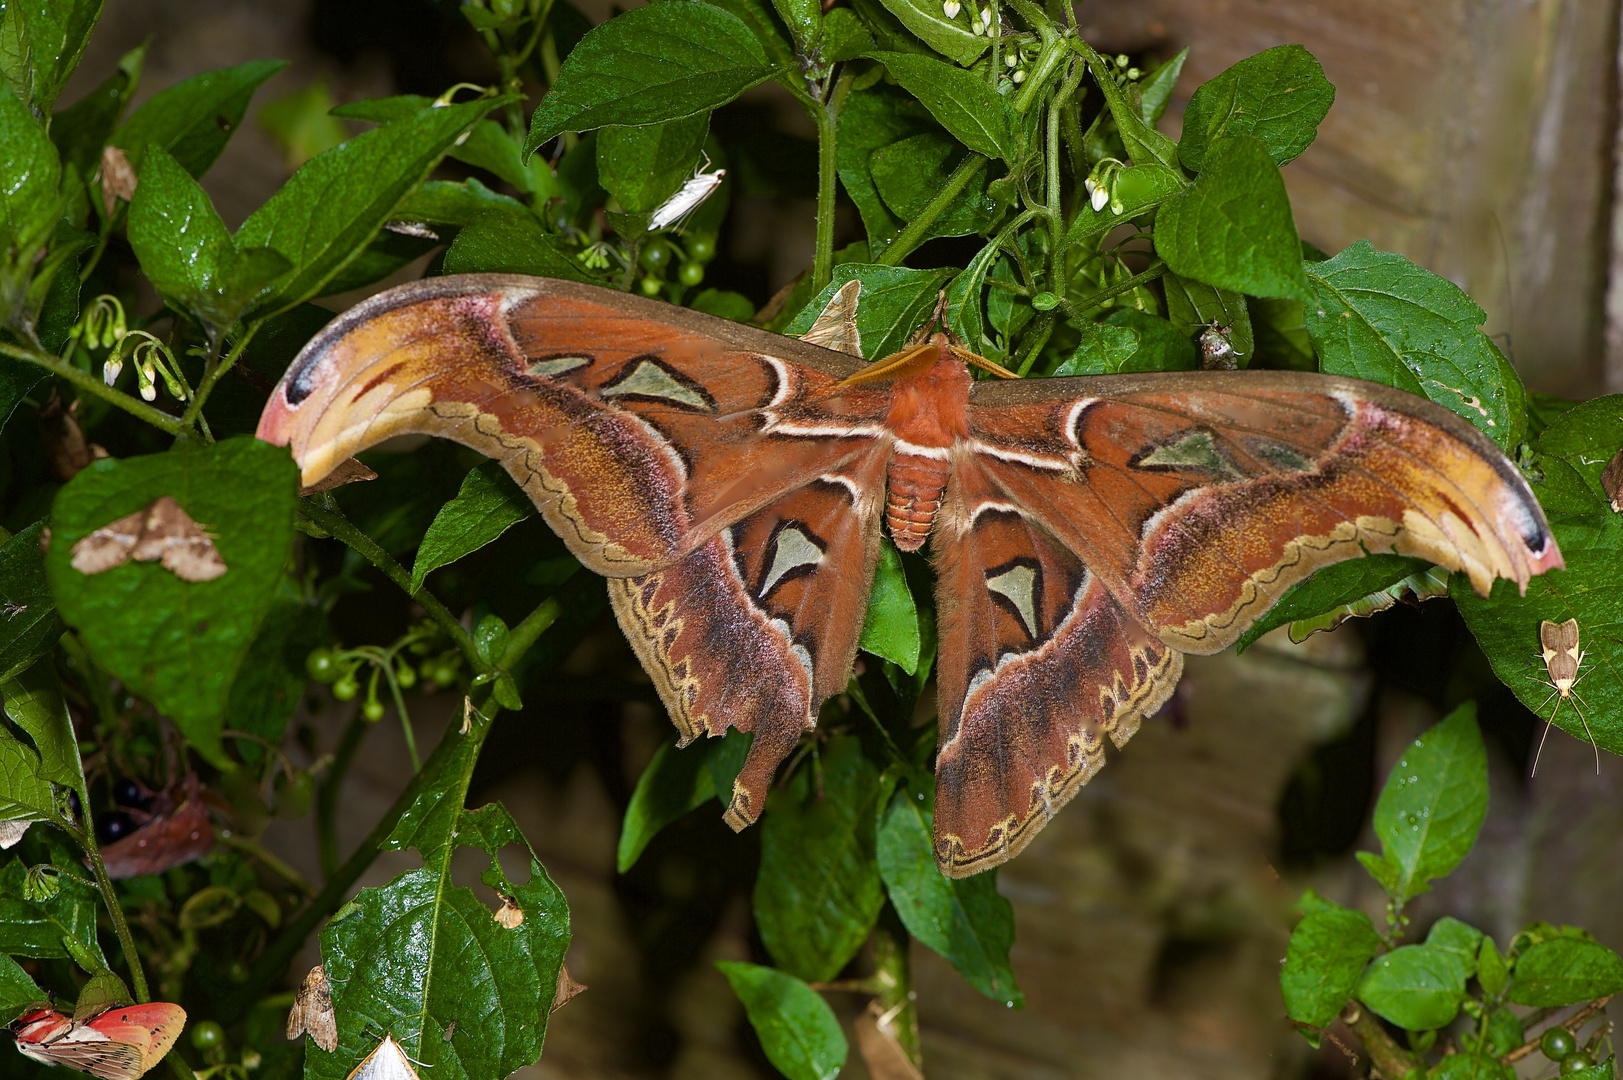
[885, 452, 950, 552]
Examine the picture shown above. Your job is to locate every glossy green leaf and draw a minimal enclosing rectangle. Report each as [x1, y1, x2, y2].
[50, 42, 146, 180]
[0, 76, 62, 275]
[333, 95, 539, 195]
[0, 854, 104, 964]
[1056, 309, 1197, 375]
[1234, 555, 1434, 654]
[1, 661, 84, 802]
[596, 115, 710, 214]
[0, 523, 64, 683]
[1429, 1053, 1514, 1080]
[127, 146, 290, 331]
[8, 0, 103, 115]
[707, 729, 752, 802]
[877, 785, 1021, 1004]
[859, 538, 920, 673]
[943, 237, 1000, 358]
[698, 0, 798, 70]
[45, 437, 299, 765]
[395, 178, 529, 227]
[525, 4, 777, 150]
[1506, 937, 1623, 1007]
[1137, 48, 1187, 124]
[1476, 936, 1508, 998]
[1424, 916, 1483, 981]
[411, 461, 536, 590]
[769, 0, 819, 48]
[1356, 943, 1468, 1031]
[1052, 320, 1139, 376]
[0, 733, 52, 821]
[113, 59, 286, 177]
[1304, 240, 1525, 448]
[316, 715, 571, 1080]
[836, 83, 935, 246]
[1156, 134, 1310, 301]
[237, 97, 499, 317]
[717, 962, 846, 1080]
[0, 952, 41, 1019]
[820, 8, 874, 62]
[1178, 44, 1334, 172]
[617, 739, 715, 872]
[1280, 890, 1381, 1029]
[1162, 273, 1254, 365]
[867, 52, 1010, 160]
[442, 209, 597, 282]
[869, 0, 984, 66]
[754, 735, 886, 981]
[785, 263, 955, 361]
[689, 288, 755, 321]
[1357, 703, 1487, 903]
[869, 131, 992, 239]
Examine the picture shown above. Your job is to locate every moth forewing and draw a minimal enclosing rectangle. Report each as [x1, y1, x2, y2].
[1602, 445, 1623, 512]
[646, 161, 725, 232]
[799, 280, 863, 357]
[344, 1034, 423, 1080]
[69, 507, 145, 574]
[1532, 617, 1598, 774]
[286, 964, 338, 1052]
[12, 1003, 188, 1080]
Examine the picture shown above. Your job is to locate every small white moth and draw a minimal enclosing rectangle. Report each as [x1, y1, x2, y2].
[647, 159, 726, 232]
[344, 1034, 423, 1080]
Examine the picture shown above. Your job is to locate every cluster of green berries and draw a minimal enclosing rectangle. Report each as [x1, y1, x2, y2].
[1540, 1027, 1601, 1073]
[639, 233, 717, 297]
[305, 645, 458, 722]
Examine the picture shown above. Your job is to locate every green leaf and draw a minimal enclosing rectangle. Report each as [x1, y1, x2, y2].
[0, 523, 64, 683]
[51, 41, 146, 180]
[1361, 703, 1487, 903]
[1425, 916, 1483, 972]
[1476, 936, 1508, 998]
[707, 728, 752, 801]
[1356, 944, 1468, 1031]
[1429, 1053, 1514, 1080]
[869, 131, 992, 239]
[754, 735, 886, 981]
[866, 52, 1010, 160]
[1054, 309, 1197, 376]
[769, 0, 819, 49]
[442, 209, 597, 282]
[784, 264, 955, 361]
[836, 83, 931, 246]
[1, 661, 84, 802]
[1177, 44, 1335, 173]
[113, 59, 287, 177]
[697, 0, 798, 70]
[0, 733, 53, 821]
[395, 178, 529, 227]
[1234, 555, 1435, 654]
[411, 462, 535, 591]
[689, 288, 756, 321]
[44, 437, 299, 765]
[596, 115, 710, 214]
[859, 538, 919, 673]
[1303, 240, 1526, 449]
[820, 8, 874, 62]
[225, 598, 324, 761]
[525, 4, 777, 151]
[127, 146, 290, 331]
[716, 962, 847, 1080]
[868, 0, 984, 66]
[1162, 273, 1254, 365]
[1506, 937, 1623, 1007]
[876, 785, 1021, 1005]
[1137, 48, 1187, 125]
[0, 952, 42, 1020]
[1280, 890, 1381, 1029]
[316, 715, 570, 1080]
[8, 0, 103, 115]
[236, 96, 500, 318]
[1083, 49, 1180, 169]
[617, 739, 716, 873]
[1052, 319, 1139, 376]
[0, 74, 62, 262]
[1155, 134, 1310, 301]
[0, 854, 105, 965]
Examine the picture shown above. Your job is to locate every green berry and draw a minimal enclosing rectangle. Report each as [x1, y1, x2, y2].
[395, 663, 417, 689]
[305, 647, 339, 683]
[332, 674, 359, 701]
[1560, 1051, 1595, 1074]
[1543, 1028, 1578, 1061]
[639, 242, 673, 271]
[191, 1021, 225, 1050]
[640, 276, 662, 297]
[362, 697, 386, 723]
[678, 262, 704, 288]
[686, 235, 716, 263]
[227, 960, 250, 984]
[272, 771, 314, 819]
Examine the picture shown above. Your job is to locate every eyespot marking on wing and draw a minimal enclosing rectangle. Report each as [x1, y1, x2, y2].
[1132, 428, 1244, 480]
[601, 356, 716, 411]
[528, 355, 592, 379]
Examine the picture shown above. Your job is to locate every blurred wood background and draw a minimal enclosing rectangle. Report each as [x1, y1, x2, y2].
[66, 2, 1623, 1078]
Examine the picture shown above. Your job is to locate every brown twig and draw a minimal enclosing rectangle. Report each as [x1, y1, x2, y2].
[1341, 1003, 1422, 1079]
[1504, 996, 1616, 1064]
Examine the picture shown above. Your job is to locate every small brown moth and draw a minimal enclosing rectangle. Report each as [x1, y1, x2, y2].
[298, 456, 378, 497]
[550, 963, 586, 1013]
[285, 964, 338, 1053]
[70, 497, 227, 582]
[1533, 617, 1598, 774]
[1198, 322, 1238, 370]
[1602, 446, 1623, 513]
[799, 280, 863, 358]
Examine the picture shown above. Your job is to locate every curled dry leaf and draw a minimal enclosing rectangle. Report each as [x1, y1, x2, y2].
[11, 1002, 187, 1080]
[298, 456, 378, 496]
[286, 964, 338, 1053]
[38, 395, 110, 481]
[70, 496, 228, 582]
[100, 146, 138, 220]
[98, 775, 215, 879]
[493, 894, 524, 929]
[1602, 445, 1623, 513]
[551, 962, 586, 1013]
[854, 1000, 923, 1080]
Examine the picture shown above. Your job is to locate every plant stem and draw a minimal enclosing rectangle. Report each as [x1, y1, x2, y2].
[74, 825, 151, 1003]
[216, 699, 499, 1024]
[1342, 1002, 1419, 1079]
[317, 710, 370, 880]
[179, 322, 261, 435]
[876, 154, 989, 267]
[500, 597, 562, 668]
[1503, 995, 1616, 1064]
[296, 501, 481, 667]
[0, 339, 184, 434]
[1071, 260, 1167, 316]
[872, 905, 921, 1071]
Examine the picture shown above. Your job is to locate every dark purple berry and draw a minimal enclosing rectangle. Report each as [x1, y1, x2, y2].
[96, 811, 137, 844]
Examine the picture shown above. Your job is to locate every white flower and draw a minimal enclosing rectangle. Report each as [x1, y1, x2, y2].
[102, 357, 123, 387]
[1011, 68, 1026, 83]
[1091, 184, 1109, 212]
[943, 0, 960, 18]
